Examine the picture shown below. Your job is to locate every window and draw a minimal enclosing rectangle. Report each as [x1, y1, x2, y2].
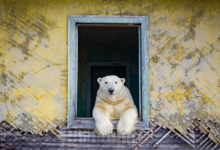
[68, 16, 149, 130]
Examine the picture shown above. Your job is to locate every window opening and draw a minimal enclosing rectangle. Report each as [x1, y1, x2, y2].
[68, 16, 149, 129]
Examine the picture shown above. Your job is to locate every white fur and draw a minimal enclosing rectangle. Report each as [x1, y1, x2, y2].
[92, 75, 138, 135]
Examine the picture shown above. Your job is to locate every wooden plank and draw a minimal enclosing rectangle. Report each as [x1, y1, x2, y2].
[140, 16, 150, 127]
[77, 23, 140, 27]
[0, 142, 135, 149]
[0, 142, 200, 150]
[59, 136, 190, 144]
[69, 15, 146, 24]
[137, 143, 197, 149]
[61, 130, 137, 139]
[40, 142, 137, 149]
[60, 138, 135, 144]
[67, 119, 149, 130]
[138, 24, 142, 122]
[67, 16, 76, 127]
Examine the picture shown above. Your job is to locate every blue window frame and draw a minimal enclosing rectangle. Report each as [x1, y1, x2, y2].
[68, 15, 149, 130]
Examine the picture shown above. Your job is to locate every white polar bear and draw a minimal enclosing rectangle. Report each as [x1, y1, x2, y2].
[92, 75, 138, 135]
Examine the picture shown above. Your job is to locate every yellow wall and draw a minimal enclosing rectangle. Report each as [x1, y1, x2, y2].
[0, 0, 220, 134]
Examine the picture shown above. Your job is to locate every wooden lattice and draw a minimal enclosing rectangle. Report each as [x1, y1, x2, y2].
[1, 119, 220, 149]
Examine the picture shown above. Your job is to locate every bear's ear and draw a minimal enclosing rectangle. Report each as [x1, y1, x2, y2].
[121, 78, 125, 84]
[97, 78, 102, 84]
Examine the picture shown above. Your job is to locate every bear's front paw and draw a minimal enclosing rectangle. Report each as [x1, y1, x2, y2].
[117, 121, 134, 135]
[95, 120, 113, 135]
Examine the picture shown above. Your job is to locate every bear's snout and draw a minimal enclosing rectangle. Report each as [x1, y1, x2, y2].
[108, 88, 114, 94]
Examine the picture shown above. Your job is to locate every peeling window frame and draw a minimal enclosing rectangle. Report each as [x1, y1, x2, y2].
[68, 15, 150, 130]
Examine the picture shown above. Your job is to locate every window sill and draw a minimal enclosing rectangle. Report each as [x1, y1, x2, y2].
[68, 119, 149, 130]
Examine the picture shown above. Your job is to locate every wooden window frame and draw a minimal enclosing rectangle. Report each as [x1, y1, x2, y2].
[68, 15, 150, 130]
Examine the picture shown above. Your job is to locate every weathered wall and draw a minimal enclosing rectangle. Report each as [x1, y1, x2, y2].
[0, 0, 220, 134]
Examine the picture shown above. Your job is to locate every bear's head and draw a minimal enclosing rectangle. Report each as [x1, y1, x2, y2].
[97, 75, 125, 95]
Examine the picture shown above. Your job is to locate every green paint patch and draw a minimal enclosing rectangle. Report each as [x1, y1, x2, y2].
[185, 52, 196, 59]
[170, 63, 178, 69]
[151, 56, 160, 63]
[172, 43, 186, 61]
[151, 31, 168, 43]
[183, 10, 204, 42]
[0, 3, 56, 56]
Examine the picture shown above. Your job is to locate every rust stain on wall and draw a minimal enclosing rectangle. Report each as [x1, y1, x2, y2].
[0, 0, 220, 139]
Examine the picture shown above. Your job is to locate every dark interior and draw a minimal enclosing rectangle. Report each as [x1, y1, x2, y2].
[78, 25, 138, 46]
[77, 25, 139, 117]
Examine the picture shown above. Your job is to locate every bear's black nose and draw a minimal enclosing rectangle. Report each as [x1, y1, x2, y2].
[108, 88, 114, 94]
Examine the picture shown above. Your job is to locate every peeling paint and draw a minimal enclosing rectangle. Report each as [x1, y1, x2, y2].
[0, 0, 220, 136]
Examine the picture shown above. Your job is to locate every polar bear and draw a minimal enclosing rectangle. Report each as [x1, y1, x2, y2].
[92, 75, 138, 135]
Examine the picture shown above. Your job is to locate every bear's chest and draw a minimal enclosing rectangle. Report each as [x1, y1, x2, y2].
[110, 104, 126, 118]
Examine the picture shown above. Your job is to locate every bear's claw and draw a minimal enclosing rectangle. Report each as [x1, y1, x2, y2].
[95, 121, 113, 135]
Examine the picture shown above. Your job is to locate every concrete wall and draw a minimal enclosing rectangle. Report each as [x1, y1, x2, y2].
[0, 0, 220, 134]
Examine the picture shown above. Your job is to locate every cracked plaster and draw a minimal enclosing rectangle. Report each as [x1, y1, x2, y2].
[0, 0, 220, 135]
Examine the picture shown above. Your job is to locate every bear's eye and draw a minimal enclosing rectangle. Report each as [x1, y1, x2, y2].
[115, 82, 117, 84]
[105, 82, 108, 84]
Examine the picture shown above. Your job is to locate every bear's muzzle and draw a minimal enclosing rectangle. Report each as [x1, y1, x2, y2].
[108, 88, 114, 94]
